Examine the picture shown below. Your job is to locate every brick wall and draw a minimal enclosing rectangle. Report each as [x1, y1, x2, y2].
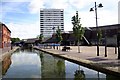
[0, 23, 11, 51]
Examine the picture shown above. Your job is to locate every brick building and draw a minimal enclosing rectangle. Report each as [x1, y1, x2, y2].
[0, 22, 11, 52]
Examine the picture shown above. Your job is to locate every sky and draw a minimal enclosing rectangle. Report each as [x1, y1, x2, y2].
[0, 0, 120, 39]
[118, 1, 120, 24]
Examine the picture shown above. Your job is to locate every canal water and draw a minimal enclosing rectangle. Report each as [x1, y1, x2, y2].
[1, 49, 119, 79]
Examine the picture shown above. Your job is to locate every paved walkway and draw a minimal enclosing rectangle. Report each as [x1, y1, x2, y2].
[34, 46, 120, 77]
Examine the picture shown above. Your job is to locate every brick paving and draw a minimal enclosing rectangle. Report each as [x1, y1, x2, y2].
[34, 46, 120, 77]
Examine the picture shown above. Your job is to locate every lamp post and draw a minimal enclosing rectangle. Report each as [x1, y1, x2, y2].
[105, 30, 107, 57]
[90, 2, 103, 56]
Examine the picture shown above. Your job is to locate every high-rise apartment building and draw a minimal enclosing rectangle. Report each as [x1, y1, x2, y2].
[40, 9, 64, 37]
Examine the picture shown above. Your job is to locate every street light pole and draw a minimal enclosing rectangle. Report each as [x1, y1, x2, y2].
[95, 2, 99, 56]
[95, 2, 98, 29]
[105, 30, 107, 57]
[90, 2, 103, 56]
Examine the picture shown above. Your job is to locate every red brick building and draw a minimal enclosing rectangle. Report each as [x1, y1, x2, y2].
[0, 22, 11, 50]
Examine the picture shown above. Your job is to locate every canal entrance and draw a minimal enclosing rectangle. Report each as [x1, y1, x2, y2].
[1, 49, 119, 79]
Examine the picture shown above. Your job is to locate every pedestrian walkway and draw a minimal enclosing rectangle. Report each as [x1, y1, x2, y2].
[34, 46, 120, 77]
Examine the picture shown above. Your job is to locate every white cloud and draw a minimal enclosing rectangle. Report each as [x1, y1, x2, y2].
[6, 22, 40, 39]
[1, 0, 30, 2]
[50, 0, 68, 9]
[2, 0, 119, 39]
[29, 0, 45, 14]
[28, 0, 69, 14]
[68, 0, 94, 9]
[64, 0, 119, 30]
[118, 1, 120, 24]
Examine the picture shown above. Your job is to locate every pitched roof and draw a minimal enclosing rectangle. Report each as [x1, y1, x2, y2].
[24, 38, 39, 43]
[0, 22, 11, 33]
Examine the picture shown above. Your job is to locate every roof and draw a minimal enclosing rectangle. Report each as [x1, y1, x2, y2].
[43, 36, 59, 43]
[0, 22, 11, 33]
[90, 24, 120, 31]
[67, 33, 77, 42]
[23, 38, 39, 44]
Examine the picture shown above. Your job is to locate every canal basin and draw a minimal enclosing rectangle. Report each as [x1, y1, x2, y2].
[1, 49, 119, 79]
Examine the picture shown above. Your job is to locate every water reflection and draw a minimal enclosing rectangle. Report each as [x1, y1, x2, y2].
[74, 66, 85, 80]
[3, 49, 41, 78]
[38, 51, 65, 78]
[1, 49, 119, 79]
[106, 75, 120, 80]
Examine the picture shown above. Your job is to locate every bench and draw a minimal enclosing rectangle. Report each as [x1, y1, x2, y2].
[62, 46, 71, 51]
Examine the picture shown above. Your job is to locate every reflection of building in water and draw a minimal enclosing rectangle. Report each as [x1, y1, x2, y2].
[39, 52, 65, 78]
[2, 55, 11, 75]
[106, 74, 120, 80]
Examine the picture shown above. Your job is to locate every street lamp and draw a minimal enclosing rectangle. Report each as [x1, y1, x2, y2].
[90, 2, 103, 56]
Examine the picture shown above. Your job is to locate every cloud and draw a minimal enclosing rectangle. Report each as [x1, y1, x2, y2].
[64, 0, 119, 29]
[118, 1, 120, 24]
[68, 0, 93, 10]
[2, 0, 119, 39]
[1, 2, 30, 21]
[6, 22, 40, 39]
[1, 2, 26, 13]
[28, 0, 69, 14]
[28, 0, 45, 14]
[50, 0, 68, 9]
[1, 0, 30, 2]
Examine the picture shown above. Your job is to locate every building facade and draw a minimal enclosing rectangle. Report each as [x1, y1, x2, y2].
[84, 24, 120, 46]
[40, 9, 64, 37]
[44, 24, 120, 46]
[0, 22, 11, 50]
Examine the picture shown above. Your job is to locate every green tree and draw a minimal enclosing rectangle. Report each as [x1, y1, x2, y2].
[97, 29, 102, 56]
[97, 29, 102, 44]
[37, 34, 44, 43]
[11, 37, 20, 44]
[74, 70, 85, 80]
[56, 26, 63, 50]
[71, 11, 85, 53]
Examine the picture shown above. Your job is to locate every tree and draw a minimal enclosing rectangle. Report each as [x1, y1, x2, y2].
[74, 70, 85, 80]
[97, 29, 102, 56]
[56, 26, 63, 50]
[11, 37, 20, 44]
[37, 34, 44, 43]
[98, 29, 102, 43]
[71, 11, 85, 53]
